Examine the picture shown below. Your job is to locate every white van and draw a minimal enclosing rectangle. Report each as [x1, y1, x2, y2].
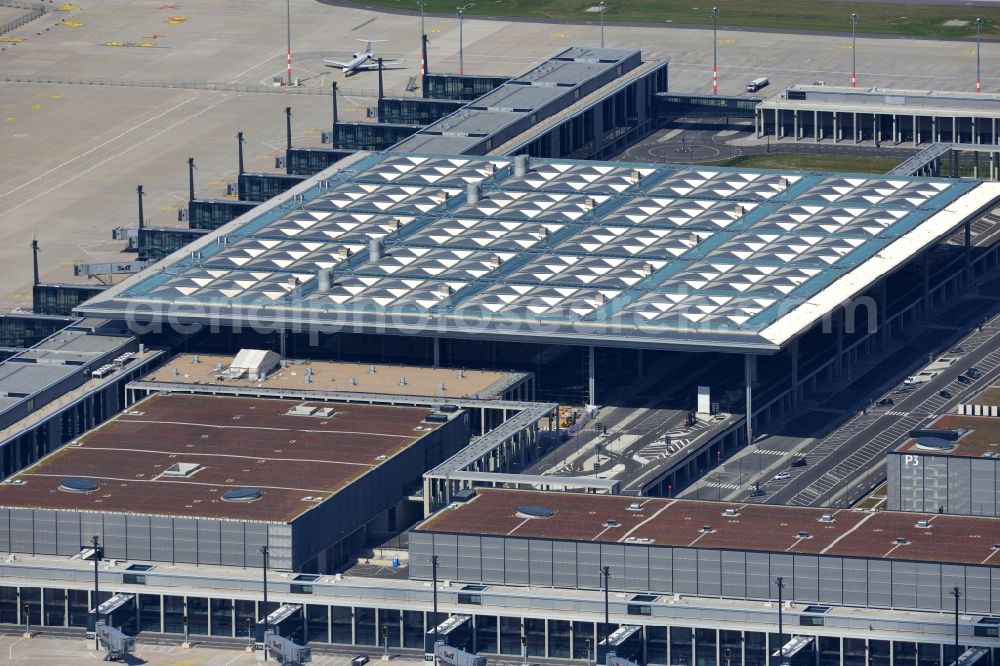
[746, 77, 769, 93]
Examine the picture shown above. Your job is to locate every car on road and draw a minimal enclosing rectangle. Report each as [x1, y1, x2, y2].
[748, 488, 766, 498]
[774, 471, 792, 480]
[352, 656, 370, 666]
[968, 367, 983, 379]
[939, 390, 953, 398]
[876, 398, 894, 407]
[893, 385, 916, 394]
[957, 375, 972, 384]
[950, 346, 965, 354]
[791, 458, 807, 468]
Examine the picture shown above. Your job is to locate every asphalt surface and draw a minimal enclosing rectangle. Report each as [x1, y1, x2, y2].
[680, 290, 1000, 507]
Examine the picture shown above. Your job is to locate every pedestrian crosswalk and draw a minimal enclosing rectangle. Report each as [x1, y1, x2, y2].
[755, 449, 786, 456]
[705, 481, 740, 490]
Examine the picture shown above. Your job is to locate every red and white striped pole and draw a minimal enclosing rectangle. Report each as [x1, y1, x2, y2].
[713, 66, 718, 95]
[285, 0, 292, 86]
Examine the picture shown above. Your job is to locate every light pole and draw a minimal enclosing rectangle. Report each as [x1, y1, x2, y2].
[712, 6, 719, 95]
[976, 18, 983, 93]
[261, 545, 270, 662]
[599, 0, 606, 48]
[91, 535, 102, 650]
[431, 555, 440, 649]
[952, 587, 961, 664]
[457, 4, 474, 76]
[285, 0, 292, 86]
[850, 13, 858, 88]
[419, 0, 427, 76]
[776, 576, 786, 666]
[601, 566, 611, 659]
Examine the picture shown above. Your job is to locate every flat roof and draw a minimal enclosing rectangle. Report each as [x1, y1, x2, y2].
[0, 393, 445, 522]
[970, 384, 1000, 406]
[417, 489, 1000, 566]
[79, 153, 999, 352]
[393, 46, 641, 155]
[146, 353, 523, 400]
[896, 414, 1000, 459]
[761, 85, 1000, 117]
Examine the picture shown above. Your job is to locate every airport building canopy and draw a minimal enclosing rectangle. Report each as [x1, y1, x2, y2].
[416, 488, 1000, 566]
[77, 151, 1000, 353]
[761, 84, 1000, 118]
[393, 46, 644, 155]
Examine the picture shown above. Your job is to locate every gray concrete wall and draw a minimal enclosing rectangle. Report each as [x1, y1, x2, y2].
[0, 409, 470, 571]
[409, 530, 1000, 615]
[887, 451, 1000, 516]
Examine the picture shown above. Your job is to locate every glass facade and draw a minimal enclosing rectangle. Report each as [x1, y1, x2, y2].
[548, 619, 571, 658]
[333, 123, 417, 151]
[404, 610, 425, 649]
[32, 284, 105, 317]
[68, 589, 89, 628]
[188, 596, 208, 635]
[307, 604, 329, 644]
[188, 200, 257, 230]
[287, 148, 354, 176]
[234, 173, 306, 203]
[235, 599, 257, 639]
[0, 582, 990, 666]
[378, 98, 463, 125]
[656, 93, 759, 121]
[138, 228, 206, 261]
[211, 598, 233, 637]
[43, 588, 64, 627]
[422, 74, 508, 101]
[0, 314, 70, 349]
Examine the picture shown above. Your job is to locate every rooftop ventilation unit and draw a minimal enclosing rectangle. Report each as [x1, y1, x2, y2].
[424, 413, 450, 423]
[701, 524, 714, 533]
[605, 519, 620, 527]
[516, 505, 554, 519]
[161, 463, 203, 479]
[439, 404, 459, 413]
[723, 508, 739, 517]
[368, 238, 383, 262]
[456, 368, 465, 379]
[895, 536, 909, 545]
[797, 531, 811, 539]
[222, 488, 263, 502]
[915, 519, 931, 529]
[818, 513, 834, 523]
[513, 154, 528, 177]
[627, 502, 643, 511]
[59, 478, 98, 493]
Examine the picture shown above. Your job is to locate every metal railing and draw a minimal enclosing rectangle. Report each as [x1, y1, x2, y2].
[0, 73, 419, 98]
[0, 2, 45, 36]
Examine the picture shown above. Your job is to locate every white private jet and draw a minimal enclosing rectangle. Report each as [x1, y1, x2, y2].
[323, 39, 403, 76]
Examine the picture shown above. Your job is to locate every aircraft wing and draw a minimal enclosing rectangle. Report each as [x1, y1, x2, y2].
[351, 60, 406, 71]
[323, 58, 354, 68]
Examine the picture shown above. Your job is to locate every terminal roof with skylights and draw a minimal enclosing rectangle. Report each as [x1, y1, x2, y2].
[78, 152, 998, 353]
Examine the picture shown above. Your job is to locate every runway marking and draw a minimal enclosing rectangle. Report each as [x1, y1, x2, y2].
[4, 117, 14, 123]
[165, 16, 188, 24]
[352, 17, 376, 32]
[0, 91, 227, 217]
[62, 20, 83, 27]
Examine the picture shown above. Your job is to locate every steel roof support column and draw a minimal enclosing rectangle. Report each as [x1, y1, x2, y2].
[965, 221, 973, 284]
[432, 337, 440, 368]
[790, 340, 799, 407]
[744, 353, 753, 446]
[878, 278, 888, 350]
[588, 346, 596, 407]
